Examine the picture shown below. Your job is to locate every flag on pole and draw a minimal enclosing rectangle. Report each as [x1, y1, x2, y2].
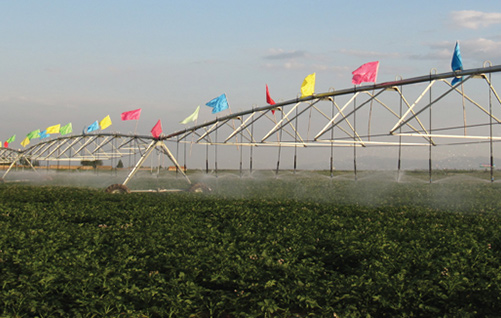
[21, 137, 30, 147]
[180, 106, 200, 124]
[300, 73, 316, 98]
[6, 135, 15, 144]
[85, 121, 100, 133]
[27, 129, 40, 140]
[451, 41, 463, 86]
[121, 108, 142, 121]
[266, 84, 277, 115]
[266, 84, 276, 105]
[60, 123, 73, 135]
[352, 61, 379, 85]
[3, 142, 7, 148]
[206, 94, 229, 114]
[46, 124, 61, 134]
[100, 115, 112, 130]
[151, 120, 162, 138]
[39, 130, 50, 139]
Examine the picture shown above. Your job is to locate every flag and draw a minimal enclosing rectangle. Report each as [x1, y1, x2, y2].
[6, 135, 15, 144]
[21, 137, 30, 147]
[301, 73, 316, 97]
[27, 129, 40, 140]
[39, 130, 50, 139]
[352, 61, 379, 85]
[451, 41, 463, 86]
[206, 94, 229, 114]
[60, 123, 73, 135]
[46, 124, 61, 134]
[180, 106, 200, 124]
[100, 115, 112, 130]
[151, 120, 162, 138]
[85, 121, 100, 133]
[266, 84, 277, 115]
[266, 84, 276, 105]
[121, 108, 142, 121]
[3, 142, 7, 148]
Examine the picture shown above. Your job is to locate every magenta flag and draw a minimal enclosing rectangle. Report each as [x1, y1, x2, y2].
[266, 84, 276, 114]
[121, 108, 142, 121]
[352, 61, 379, 85]
[151, 120, 162, 138]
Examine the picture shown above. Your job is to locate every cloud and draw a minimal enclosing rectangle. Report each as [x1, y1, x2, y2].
[420, 39, 501, 62]
[450, 10, 501, 29]
[263, 49, 308, 60]
[338, 49, 402, 59]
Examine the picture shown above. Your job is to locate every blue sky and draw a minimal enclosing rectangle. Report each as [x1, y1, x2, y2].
[1, 0, 501, 149]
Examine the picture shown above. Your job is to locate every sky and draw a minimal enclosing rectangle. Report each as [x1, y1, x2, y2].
[2, 1, 501, 169]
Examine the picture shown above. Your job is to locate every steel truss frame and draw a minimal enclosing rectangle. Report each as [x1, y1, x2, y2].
[2, 64, 501, 188]
[168, 65, 501, 149]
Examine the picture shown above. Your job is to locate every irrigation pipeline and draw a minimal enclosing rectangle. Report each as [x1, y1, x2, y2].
[164, 65, 501, 140]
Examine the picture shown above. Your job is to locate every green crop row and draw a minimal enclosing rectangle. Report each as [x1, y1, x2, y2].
[1, 177, 501, 317]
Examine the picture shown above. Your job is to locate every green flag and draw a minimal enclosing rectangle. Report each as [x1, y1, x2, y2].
[6, 135, 15, 143]
[60, 123, 73, 135]
[27, 129, 40, 140]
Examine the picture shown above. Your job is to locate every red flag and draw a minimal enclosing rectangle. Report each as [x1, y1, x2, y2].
[121, 108, 142, 121]
[352, 61, 379, 85]
[266, 84, 276, 114]
[3, 142, 7, 148]
[151, 120, 162, 138]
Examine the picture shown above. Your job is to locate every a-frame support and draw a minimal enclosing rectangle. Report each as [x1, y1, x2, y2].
[122, 139, 191, 186]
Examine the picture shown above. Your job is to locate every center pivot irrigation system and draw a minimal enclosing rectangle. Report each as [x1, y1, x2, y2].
[2, 63, 501, 192]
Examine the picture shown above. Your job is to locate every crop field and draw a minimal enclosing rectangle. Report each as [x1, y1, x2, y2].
[1, 170, 501, 317]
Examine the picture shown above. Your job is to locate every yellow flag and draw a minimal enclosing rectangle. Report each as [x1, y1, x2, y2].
[21, 137, 30, 147]
[100, 115, 112, 130]
[46, 124, 61, 134]
[301, 73, 316, 98]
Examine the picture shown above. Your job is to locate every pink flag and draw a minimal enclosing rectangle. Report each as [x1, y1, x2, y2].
[121, 108, 142, 121]
[266, 84, 276, 115]
[266, 84, 276, 105]
[151, 120, 162, 138]
[352, 61, 379, 85]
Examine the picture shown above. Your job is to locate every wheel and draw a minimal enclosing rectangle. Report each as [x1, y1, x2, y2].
[187, 183, 212, 193]
[105, 184, 130, 194]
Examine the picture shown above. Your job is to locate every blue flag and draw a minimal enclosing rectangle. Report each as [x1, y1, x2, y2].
[206, 93, 229, 114]
[39, 130, 50, 139]
[451, 41, 463, 86]
[85, 121, 100, 133]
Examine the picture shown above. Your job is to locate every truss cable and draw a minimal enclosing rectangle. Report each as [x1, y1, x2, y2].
[240, 117, 243, 178]
[330, 96, 335, 179]
[276, 109, 284, 177]
[397, 80, 403, 182]
[429, 70, 434, 183]
[205, 142, 209, 174]
[215, 124, 218, 178]
[250, 111, 254, 174]
[184, 136, 187, 173]
[176, 135, 179, 178]
[487, 61, 495, 182]
[353, 93, 357, 181]
[293, 103, 298, 174]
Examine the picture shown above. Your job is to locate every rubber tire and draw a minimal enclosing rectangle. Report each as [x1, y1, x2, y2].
[187, 183, 212, 193]
[105, 184, 130, 194]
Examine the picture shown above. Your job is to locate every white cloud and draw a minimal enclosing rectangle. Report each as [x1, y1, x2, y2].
[338, 49, 402, 59]
[451, 10, 501, 29]
[263, 49, 308, 60]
